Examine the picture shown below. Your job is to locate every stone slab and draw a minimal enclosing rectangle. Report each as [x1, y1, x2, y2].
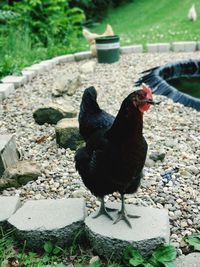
[85, 203, 170, 259]
[174, 253, 200, 267]
[172, 41, 197, 52]
[8, 198, 86, 249]
[147, 43, 158, 53]
[74, 51, 93, 61]
[184, 41, 197, 52]
[0, 196, 21, 225]
[0, 135, 19, 177]
[1, 75, 27, 89]
[38, 60, 55, 70]
[120, 46, 133, 54]
[171, 42, 185, 52]
[132, 45, 143, 53]
[21, 70, 37, 82]
[0, 83, 15, 100]
[24, 64, 46, 74]
[121, 45, 143, 54]
[54, 54, 75, 63]
[158, 43, 171, 52]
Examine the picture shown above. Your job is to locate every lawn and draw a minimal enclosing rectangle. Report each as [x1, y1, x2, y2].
[87, 0, 200, 45]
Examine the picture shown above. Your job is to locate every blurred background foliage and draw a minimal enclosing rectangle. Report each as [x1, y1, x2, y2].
[1, 0, 199, 79]
[0, 0, 127, 78]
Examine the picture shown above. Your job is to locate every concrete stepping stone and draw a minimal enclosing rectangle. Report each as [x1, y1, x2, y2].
[8, 198, 86, 249]
[174, 252, 200, 267]
[55, 118, 83, 150]
[85, 203, 170, 260]
[0, 134, 19, 177]
[0, 196, 21, 226]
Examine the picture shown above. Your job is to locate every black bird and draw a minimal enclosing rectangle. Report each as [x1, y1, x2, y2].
[75, 84, 156, 227]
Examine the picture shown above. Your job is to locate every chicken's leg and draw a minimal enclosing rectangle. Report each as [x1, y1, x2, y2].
[113, 194, 140, 228]
[93, 197, 113, 220]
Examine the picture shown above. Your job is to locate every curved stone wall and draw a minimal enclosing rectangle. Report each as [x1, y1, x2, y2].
[136, 59, 200, 110]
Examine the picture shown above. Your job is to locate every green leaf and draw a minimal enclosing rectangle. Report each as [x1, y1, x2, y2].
[184, 234, 200, 251]
[53, 246, 62, 255]
[162, 262, 175, 267]
[88, 261, 101, 267]
[151, 245, 176, 265]
[55, 264, 67, 267]
[44, 241, 53, 253]
[124, 247, 144, 266]
[143, 263, 155, 267]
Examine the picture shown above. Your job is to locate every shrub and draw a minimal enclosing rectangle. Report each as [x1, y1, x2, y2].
[69, 0, 129, 21]
[2, 0, 85, 46]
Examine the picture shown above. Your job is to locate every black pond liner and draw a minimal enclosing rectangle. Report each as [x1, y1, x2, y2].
[135, 59, 200, 111]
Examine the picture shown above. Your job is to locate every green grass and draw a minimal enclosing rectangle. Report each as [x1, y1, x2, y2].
[0, 227, 122, 266]
[88, 0, 200, 45]
[0, 26, 87, 79]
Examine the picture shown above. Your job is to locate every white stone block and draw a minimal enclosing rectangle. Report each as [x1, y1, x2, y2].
[157, 43, 171, 52]
[132, 45, 143, 53]
[38, 60, 55, 70]
[172, 42, 185, 52]
[184, 41, 197, 52]
[74, 51, 93, 61]
[147, 44, 158, 53]
[120, 45, 143, 54]
[1, 75, 27, 88]
[54, 54, 75, 63]
[21, 70, 37, 82]
[0, 83, 15, 100]
[24, 64, 46, 74]
[120, 46, 133, 54]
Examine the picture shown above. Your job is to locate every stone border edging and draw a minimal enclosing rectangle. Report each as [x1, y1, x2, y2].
[1, 41, 200, 100]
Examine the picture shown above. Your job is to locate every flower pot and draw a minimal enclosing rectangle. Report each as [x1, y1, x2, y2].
[96, 35, 120, 64]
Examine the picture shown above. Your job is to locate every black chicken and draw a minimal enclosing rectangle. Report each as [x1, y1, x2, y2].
[78, 86, 115, 141]
[75, 84, 156, 227]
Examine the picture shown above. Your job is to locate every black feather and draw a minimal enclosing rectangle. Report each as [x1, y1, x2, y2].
[78, 86, 115, 141]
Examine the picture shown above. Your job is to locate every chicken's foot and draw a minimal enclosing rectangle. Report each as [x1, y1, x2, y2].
[113, 194, 140, 228]
[93, 198, 113, 220]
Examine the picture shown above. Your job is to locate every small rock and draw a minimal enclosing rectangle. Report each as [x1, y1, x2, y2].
[79, 61, 96, 74]
[33, 103, 77, 125]
[55, 118, 83, 150]
[174, 210, 182, 217]
[72, 189, 87, 198]
[145, 158, 155, 167]
[52, 74, 81, 97]
[149, 152, 165, 162]
[2, 161, 42, 186]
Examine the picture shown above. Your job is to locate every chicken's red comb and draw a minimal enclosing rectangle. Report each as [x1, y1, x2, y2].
[142, 83, 152, 98]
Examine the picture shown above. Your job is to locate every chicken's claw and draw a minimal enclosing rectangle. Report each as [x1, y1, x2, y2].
[113, 211, 132, 228]
[93, 198, 114, 221]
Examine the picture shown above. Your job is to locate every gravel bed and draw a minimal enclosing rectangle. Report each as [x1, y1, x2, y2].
[0, 52, 200, 254]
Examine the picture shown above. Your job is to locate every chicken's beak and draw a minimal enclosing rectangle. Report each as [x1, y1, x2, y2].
[146, 99, 161, 105]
